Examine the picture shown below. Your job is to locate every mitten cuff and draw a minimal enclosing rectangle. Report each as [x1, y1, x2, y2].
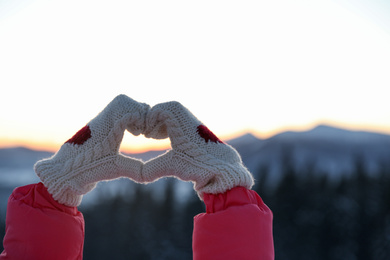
[195, 163, 254, 200]
[34, 156, 94, 207]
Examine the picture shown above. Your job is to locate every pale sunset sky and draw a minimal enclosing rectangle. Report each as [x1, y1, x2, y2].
[0, 0, 389, 153]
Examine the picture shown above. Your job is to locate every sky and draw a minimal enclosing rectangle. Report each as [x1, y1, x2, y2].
[0, 0, 389, 153]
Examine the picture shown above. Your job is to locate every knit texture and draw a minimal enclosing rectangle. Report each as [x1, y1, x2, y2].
[34, 95, 149, 207]
[142, 101, 254, 198]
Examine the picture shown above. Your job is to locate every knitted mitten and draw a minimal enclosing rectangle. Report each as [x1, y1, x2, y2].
[34, 95, 149, 207]
[141, 101, 254, 198]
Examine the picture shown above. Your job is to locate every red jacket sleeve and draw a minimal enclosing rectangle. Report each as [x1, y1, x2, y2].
[0, 183, 85, 260]
[193, 186, 274, 260]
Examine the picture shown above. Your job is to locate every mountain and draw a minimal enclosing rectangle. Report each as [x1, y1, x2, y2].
[0, 147, 52, 169]
[1, 124, 390, 213]
[230, 125, 390, 186]
[0, 147, 51, 199]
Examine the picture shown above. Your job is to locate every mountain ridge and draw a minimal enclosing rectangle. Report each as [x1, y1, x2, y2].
[2, 124, 389, 155]
[1, 124, 390, 182]
[1, 124, 390, 214]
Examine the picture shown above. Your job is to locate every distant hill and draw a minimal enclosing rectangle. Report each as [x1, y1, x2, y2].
[1, 124, 390, 212]
[2, 124, 390, 184]
[0, 147, 53, 168]
[229, 125, 390, 185]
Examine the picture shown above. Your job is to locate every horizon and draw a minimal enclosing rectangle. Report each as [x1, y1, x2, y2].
[1, 122, 389, 154]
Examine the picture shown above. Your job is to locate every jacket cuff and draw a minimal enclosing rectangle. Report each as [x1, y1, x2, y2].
[202, 186, 268, 214]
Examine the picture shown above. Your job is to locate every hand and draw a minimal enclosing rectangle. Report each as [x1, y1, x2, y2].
[141, 101, 254, 198]
[35, 95, 149, 207]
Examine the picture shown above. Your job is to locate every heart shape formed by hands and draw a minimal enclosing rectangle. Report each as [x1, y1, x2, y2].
[34, 95, 254, 206]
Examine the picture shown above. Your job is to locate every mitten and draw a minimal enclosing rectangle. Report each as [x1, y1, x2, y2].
[34, 95, 149, 207]
[141, 101, 254, 198]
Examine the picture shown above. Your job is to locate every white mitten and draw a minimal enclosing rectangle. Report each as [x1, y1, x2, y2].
[34, 95, 149, 207]
[141, 101, 254, 198]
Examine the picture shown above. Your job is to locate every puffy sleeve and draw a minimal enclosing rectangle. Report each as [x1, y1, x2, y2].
[193, 186, 274, 260]
[0, 183, 85, 260]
